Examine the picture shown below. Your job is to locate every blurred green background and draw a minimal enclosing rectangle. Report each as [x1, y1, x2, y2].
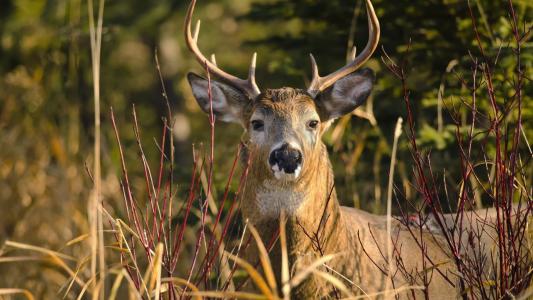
[0, 0, 531, 296]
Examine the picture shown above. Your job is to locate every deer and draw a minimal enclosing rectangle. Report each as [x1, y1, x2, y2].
[183, 0, 528, 298]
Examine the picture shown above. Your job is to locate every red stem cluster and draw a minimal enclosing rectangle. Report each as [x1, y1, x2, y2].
[109, 57, 253, 299]
[373, 1, 532, 298]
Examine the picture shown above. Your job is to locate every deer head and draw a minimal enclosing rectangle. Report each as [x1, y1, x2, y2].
[185, 0, 379, 183]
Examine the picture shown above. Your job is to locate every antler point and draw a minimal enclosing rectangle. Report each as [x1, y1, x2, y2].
[193, 20, 201, 43]
[251, 52, 257, 68]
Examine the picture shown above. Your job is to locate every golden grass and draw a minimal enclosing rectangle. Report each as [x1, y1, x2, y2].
[385, 117, 403, 296]
[87, 0, 106, 297]
[0, 288, 35, 300]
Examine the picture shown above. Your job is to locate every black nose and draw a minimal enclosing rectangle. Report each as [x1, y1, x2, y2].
[269, 144, 302, 174]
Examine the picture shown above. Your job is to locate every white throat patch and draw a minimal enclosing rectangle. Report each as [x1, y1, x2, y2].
[255, 180, 306, 218]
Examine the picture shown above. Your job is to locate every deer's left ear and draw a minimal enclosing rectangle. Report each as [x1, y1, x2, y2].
[314, 68, 374, 121]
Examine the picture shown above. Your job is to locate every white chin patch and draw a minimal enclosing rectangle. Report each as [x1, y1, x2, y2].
[271, 164, 301, 181]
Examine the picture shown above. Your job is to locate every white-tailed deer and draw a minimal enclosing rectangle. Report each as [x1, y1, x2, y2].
[184, 0, 528, 298]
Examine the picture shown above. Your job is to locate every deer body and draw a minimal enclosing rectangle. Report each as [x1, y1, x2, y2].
[234, 89, 456, 299]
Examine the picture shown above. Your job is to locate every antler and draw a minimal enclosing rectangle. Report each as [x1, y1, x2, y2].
[307, 0, 380, 97]
[185, 0, 260, 98]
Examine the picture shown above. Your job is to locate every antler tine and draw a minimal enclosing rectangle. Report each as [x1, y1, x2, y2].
[349, 46, 357, 62]
[309, 54, 320, 79]
[307, 0, 380, 97]
[184, 0, 260, 97]
[248, 52, 257, 83]
[193, 20, 201, 43]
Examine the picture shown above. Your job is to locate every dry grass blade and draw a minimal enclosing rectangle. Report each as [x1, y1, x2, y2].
[279, 210, 290, 300]
[91, 280, 103, 300]
[115, 221, 149, 296]
[5, 240, 76, 261]
[0, 288, 35, 300]
[0, 256, 43, 263]
[341, 284, 425, 299]
[249, 224, 278, 291]
[105, 246, 130, 253]
[162, 277, 202, 300]
[62, 256, 90, 299]
[289, 253, 338, 288]
[108, 271, 125, 300]
[114, 218, 141, 240]
[385, 117, 403, 296]
[66, 234, 90, 246]
[4, 240, 85, 288]
[312, 270, 354, 298]
[185, 291, 269, 299]
[76, 277, 95, 300]
[87, 0, 106, 295]
[148, 243, 164, 299]
[224, 251, 278, 300]
[123, 271, 144, 299]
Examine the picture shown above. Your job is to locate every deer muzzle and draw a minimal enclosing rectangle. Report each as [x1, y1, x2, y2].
[268, 143, 303, 181]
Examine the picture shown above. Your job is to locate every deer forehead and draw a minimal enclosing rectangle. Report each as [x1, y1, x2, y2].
[246, 88, 319, 121]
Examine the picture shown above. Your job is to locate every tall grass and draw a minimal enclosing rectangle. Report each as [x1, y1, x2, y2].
[87, 0, 106, 297]
[385, 117, 403, 297]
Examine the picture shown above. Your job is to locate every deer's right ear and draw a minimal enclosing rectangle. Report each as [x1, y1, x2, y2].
[187, 72, 249, 124]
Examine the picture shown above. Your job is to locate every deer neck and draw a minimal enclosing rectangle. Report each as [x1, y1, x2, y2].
[241, 142, 352, 259]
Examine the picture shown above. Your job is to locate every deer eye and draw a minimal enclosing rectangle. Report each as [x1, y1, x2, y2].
[307, 120, 319, 130]
[251, 120, 264, 131]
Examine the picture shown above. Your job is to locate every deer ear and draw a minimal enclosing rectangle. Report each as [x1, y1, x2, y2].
[187, 72, 249, 123]
[314, 68, 374, 121]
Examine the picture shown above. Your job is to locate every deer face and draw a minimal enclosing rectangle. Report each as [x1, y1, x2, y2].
[188, 69, 374, 182]
[248, 90, 319, 181]
[184, 0, 379, 183]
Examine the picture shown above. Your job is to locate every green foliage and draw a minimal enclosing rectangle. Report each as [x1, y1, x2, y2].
[418, 124, 454, 150]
